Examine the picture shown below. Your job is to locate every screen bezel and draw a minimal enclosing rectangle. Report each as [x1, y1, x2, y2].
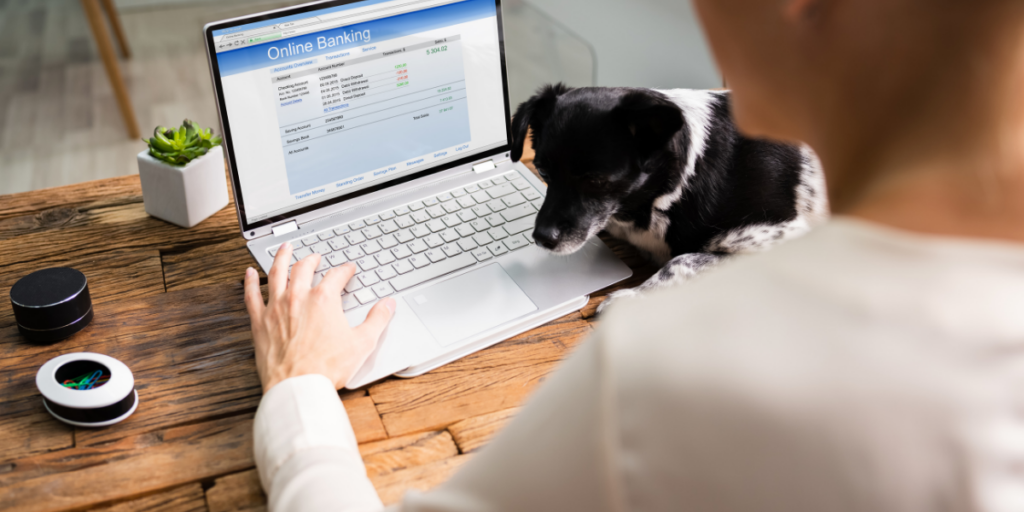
[204, 0, 513, 235]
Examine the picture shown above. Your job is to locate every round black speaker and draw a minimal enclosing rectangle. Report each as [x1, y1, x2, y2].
[10, 268, 93, 344]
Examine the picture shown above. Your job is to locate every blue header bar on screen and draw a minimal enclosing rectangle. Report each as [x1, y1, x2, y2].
[215, 0, 494, 77]
[212, 0, 397, 36]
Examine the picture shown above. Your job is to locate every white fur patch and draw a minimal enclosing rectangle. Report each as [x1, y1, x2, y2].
[651, 89, 721, 211]
[606, 214, 673, 265]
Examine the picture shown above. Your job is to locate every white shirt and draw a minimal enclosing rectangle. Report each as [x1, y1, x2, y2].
[254, 218, 1024, 512]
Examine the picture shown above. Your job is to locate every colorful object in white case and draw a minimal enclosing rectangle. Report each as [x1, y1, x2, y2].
[138, 145, 228, 228]
[37, 353, 138, 428]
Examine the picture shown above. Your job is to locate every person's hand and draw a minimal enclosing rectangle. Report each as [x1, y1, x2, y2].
[243, 242, 396, 393]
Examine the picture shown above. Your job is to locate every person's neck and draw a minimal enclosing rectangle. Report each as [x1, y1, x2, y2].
[820, 19, 1024, 243]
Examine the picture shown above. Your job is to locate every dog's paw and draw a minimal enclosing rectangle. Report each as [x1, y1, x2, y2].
[597, 288, 640, 315]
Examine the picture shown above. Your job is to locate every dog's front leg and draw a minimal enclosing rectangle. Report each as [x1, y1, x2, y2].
[597, 253, 723, 314]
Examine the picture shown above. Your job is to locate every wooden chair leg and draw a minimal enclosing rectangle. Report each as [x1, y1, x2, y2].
[81, 0, 140, 139]
[99, 0, 131, 59]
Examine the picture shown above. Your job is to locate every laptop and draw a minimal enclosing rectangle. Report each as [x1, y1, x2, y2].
[203, 0, 631, 388]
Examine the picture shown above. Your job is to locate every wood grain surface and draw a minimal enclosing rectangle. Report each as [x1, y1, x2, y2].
[0, 150, 655, 510]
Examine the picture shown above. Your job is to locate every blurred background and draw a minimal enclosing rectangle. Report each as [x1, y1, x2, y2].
[0, 0, 720, 195]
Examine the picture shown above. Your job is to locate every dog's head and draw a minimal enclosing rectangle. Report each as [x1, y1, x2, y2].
[511, 85, 686, 254]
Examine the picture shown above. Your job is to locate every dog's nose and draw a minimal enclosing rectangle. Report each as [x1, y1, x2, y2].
[532, 225, 560, 249]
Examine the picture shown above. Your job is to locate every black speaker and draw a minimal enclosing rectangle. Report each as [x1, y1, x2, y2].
[10, 268, 94, 344]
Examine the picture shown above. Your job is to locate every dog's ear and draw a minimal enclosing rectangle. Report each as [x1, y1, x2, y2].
[613, 90, 685, 156]
[511, 83, 572, 162]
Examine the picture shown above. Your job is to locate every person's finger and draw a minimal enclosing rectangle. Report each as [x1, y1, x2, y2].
[243, 267, 265, 319]
[355, 297, 396, 346]
[289, 253, 320, 291]
[268, 242, 293, 301]
[318, 262, 357, 298]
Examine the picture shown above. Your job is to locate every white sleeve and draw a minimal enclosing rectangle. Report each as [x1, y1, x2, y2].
[254, 374, 384, 512]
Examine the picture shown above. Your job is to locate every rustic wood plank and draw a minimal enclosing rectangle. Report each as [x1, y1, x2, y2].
[371, 455, 472, 506]
[359, 430, 459, 478]
[0, 396, 73, 462]
[346, 396, 388, 444]
[0, 415, 254, 512]
[205, 470, 265, 512]
[161, 237, 260, 292]
[447, 407, 520, 454]
[92, 484, 207, 512]
[369, 317, 591, 437]
[0, 174, 141, 221]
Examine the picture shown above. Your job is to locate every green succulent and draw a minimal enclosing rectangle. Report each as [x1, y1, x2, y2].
[144, 119, 223, 166]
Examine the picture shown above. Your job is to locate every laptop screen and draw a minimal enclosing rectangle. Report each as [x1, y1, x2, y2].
[206, 0, 511, 231]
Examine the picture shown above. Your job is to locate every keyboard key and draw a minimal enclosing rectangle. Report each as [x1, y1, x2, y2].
[502, 193, 527, 207]
[485, 199, 506, 212]
[311, 241, 332, 255]
[372, 282, 395, 298]
[318, 231, 335, 241]
[327, 253, 347, 266]
[410, 225, 431, 238]
[511, 179, 531, 191]
[355, 289, 376, 304]
[456, 224, 476, 238]
[471, 205, 490, 217]
[294, 247, 314, 260]
[471, 248, 493, 261]
[465, 184, 480, 193]
[426, 205, 446, 218]
[407, 201, 426, 211]
[487, 183, 517, 198]
[375, 251, 396, 265]
[531, 198, 544, 210]
[379, 220, 399, 234]
[361, 226, 383, 239]
[457, 196, 476, 208]
[376, 265, 398, 281]
[423, 197, 440, 207]
[440, 228, 461, 243]
[472, 232, 494, 246]
[333, 226, 351, 236]
[345, 232, 366, 245]
[452, 189, 468, 197]
[268, 244, 282, 257]
[504, 214, 537, 235]
[316, 258, 332, 272]
[441, 244, 463, 257]
[302, 235, 319, 246]
[491, 175, 508, 184]
[378, 234, 398, 249]
[393, 259, 415, 274]
[357, 257, 379, 272]
[469, 219, 490, 232]
[329, 238, 349, 251]
[522, 188, 543, 201]
[391, 245, 413, 259]
[395, 215, 415, 228]
[442, 202, 461, 214]
[471, 191, 490, 203]
[408, 239, 429, 253]
[411, 210, 431, 223]
[359, 272, 380, 287]
[441, 214, 462, 228]
[393, 206, 411, 216]
[342, 293, 361, 310]
[360, 240, 382, 254]
[487, 227, 509, 240]
[408, 254, 431, 269]
[478, 180, 495, 189]
[501, 203, 537, 222]
[380, 210, 396, 220]
[345, 279, 363, 293]
[424, 234, 444, 248]
[395, 229, 415, 244]
[364, 215, 381, 225]
[485, 213, 506, 227]
[391, 253, 477, 291]
[425, 248, 447, 263]
[426, 219, 446, 232]
[457, 238, 479, 252]
[349, 220, 366, 230]
[437, 192, 454, 202]
[487, 241, 509, 257]
[503, 234, 531, 252]
[344, 247, 366, 260]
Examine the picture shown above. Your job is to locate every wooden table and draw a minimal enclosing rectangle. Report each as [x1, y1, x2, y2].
[0, 153, 655, 511]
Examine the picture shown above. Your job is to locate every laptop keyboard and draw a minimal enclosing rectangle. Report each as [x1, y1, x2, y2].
[269, 171, 544, 310]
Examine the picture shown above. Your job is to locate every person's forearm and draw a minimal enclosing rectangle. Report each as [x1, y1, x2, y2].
[254, 374, 383, 512]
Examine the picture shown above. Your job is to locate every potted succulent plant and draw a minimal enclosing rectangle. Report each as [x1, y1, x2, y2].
[138, 120, 228, 228]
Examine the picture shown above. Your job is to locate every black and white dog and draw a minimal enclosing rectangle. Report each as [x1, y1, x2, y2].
[510, 85, 829, 312]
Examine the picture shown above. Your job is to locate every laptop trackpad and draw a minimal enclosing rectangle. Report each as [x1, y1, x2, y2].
[406, 263, 537, 347]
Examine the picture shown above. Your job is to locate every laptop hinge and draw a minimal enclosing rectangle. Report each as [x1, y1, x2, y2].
[472, 160, 496, 174]
[271, 220, 299, 237]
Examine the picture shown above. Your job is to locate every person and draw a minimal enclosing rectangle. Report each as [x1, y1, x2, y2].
[243, 0, 1024, 509]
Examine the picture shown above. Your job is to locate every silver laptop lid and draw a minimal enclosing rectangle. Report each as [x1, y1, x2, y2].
[204, 0, 514, 239]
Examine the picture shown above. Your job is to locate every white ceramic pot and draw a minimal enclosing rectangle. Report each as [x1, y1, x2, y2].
[137, 145, 228, 228]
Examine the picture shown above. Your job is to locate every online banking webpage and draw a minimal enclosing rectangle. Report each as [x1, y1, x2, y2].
[212, 0, 508, 224]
